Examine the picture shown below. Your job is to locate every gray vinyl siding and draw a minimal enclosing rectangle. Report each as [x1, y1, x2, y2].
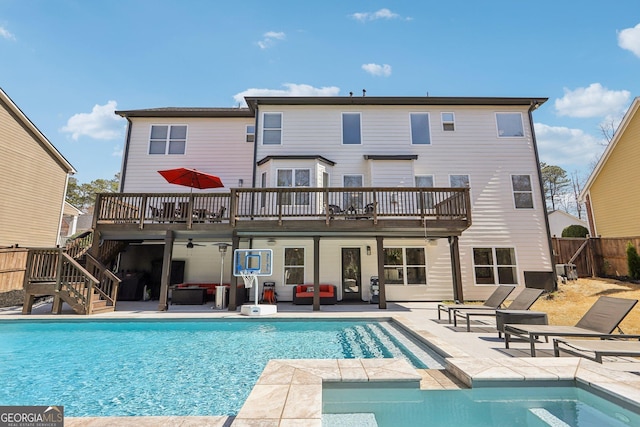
[122, 117, 255, 192]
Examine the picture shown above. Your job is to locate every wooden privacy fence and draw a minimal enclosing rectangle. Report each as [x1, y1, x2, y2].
[552, 236, 640, 278]
[0, 248, 28, 292]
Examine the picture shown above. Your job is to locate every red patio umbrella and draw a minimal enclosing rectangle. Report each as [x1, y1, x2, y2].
[158, 167, 224, 190]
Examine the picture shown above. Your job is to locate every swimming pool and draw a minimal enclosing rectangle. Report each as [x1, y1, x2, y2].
[323, 385, 640, 426]
[0, 319, 437, 416]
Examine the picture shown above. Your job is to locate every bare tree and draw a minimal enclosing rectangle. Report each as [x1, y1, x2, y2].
[540, 162, 571, 212]
[571, 170, 584, 219]
[599, 118, 617, 144]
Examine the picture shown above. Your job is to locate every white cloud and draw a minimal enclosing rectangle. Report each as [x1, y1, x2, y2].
[351, 8, 408, 22]
[257, 31, 286, 49]
[233, 83, 340, 106]
[618, 23, 640, 57]
[554, 83, 630, 118]
[112, 145, 123, 158]
[535, 123, 604, 171]
[61, 100, 125, 141]
[0, 26, 16, 41]
[362, 63, 392, 77]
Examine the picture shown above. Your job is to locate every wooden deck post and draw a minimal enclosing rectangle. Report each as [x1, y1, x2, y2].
[227, 234, 240, 311]
[376, 236, 387, 309]
[313, 236, 320, 311]
[158, 230, 174, 311]
[449, 236, 464, 303]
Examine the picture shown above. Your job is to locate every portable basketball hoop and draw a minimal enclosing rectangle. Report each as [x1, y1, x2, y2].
[233, 249, 277, 316]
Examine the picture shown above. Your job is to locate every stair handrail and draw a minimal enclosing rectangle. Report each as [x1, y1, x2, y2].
[84, 253, 121, 310]
[58, 252, 100, 314]
[64, 231, 93, 260]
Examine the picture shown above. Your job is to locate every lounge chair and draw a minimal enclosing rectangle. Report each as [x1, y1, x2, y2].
[553, 337, 640, 363]
[452, 288, 544, 332]
[504, 296, 638, 357]
[437, 285, 516, 323]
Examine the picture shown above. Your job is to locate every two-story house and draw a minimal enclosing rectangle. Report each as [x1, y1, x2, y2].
[0, 87, 76, 248]
[98, 96, 554, 311]
[580, 97, 640, 238]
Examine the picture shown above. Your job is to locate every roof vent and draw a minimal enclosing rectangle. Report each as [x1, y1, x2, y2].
[362, 89, 367, 97]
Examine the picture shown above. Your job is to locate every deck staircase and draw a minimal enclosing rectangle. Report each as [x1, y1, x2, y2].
[22, 232, 123, 315]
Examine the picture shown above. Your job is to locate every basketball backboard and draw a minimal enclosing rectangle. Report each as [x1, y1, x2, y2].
[233, 249, 273, 277]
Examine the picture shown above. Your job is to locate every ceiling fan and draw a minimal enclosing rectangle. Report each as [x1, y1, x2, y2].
[186, 238, 205, 249]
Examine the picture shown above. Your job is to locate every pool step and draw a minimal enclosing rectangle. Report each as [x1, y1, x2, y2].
[322, 413, 378, 427]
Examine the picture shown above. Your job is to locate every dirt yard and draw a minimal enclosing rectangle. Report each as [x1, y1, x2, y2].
[529, 277, 640, 334]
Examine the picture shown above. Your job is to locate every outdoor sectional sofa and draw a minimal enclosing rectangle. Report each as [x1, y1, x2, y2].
[292, 284, 337, 305]
[174, 283, 246, 305]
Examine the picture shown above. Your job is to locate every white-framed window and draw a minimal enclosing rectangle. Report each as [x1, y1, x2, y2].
[449, 174, 470, 188]
[342, 113, 361, 145]
[277, 169, 310, 205]
[148, 125, 187, 155]
[496, 113, 524, 137]
[383, 247, 427, 285]
[246, 125, 255, 142]
[410, 113, 431, 144]
[511, 174, 534, 209]
[441, 112, 455, 131]
[263, 113, 282, 144]
[415, 175, 435, 209]
[284, 247, 305, 285]
[473, 247, 518, 285]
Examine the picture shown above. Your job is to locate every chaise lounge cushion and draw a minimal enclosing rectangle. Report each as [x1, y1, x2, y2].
[293, 284, 337, 305]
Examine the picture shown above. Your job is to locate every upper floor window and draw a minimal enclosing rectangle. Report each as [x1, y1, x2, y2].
[511, 175, 534, 209]
[149, 125, 186, 155]
[415, 175, 435, 209]
[496, 113, 524, 137]
[410, 113, 431, 144]
[441, 112, 455, 131]
[277, 168, 310, 205]
[449, 174, 470, 188]
[342, 113, 361, 145]
[246, 125, 255, 142]
[263, 113, 282, 144]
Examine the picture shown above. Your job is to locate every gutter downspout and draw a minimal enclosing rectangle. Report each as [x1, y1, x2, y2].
[528, 101, 557, 291]
[56, 174, 72, 246]
[119, 117, 133, 192]
[251, 103, 259, 189]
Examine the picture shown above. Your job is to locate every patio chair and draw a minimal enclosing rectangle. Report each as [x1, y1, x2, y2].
[553, 336, 640, 363]
[209, 206, 226, 223]
[149, 206, 164, 222]
[437, 285, 516, 323]
[504, 296, 638, 357]
[452, 288, 544, 332]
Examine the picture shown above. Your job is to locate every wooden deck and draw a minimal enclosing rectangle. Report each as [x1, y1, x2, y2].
[93, 187, 472, 239]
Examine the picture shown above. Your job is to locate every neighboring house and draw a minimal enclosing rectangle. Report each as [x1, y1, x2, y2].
[547, 210, 589, 237]
[99, 96, 554, 310]
[0, 88, 76, 248]
[58, 201, 85, 246]
[580, 97, 640, 238]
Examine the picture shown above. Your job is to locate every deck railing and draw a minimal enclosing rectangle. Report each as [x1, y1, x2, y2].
[94, 187, 470, 227]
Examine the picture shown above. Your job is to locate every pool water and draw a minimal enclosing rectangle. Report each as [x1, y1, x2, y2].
[323, 385, 640, 427]
[0, 319, 429, 416]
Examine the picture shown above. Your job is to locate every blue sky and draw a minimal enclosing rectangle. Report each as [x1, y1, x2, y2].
[1, 1, 639, 184]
